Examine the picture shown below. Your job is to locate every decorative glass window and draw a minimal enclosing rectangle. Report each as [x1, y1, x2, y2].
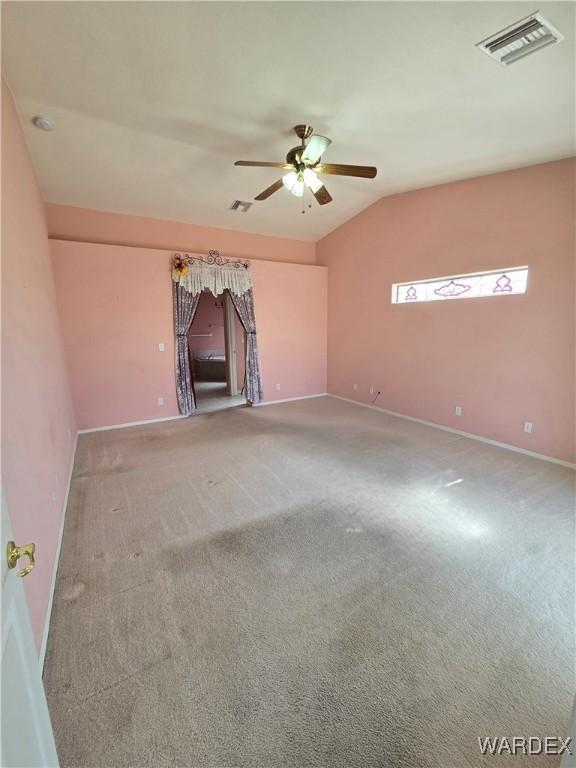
[391, 267, 528, 305]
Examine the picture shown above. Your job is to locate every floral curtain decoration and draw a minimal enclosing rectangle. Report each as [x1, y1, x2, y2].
[228, 289, 263, 405]
[173, 285, 201, 415]
[171, 250, 263, 411]
[172, 250, 252, 297]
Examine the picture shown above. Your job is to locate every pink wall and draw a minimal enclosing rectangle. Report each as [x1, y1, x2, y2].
[50, 242, 180, 429]
[1, 80, 77, 652]
[250, 259, 327, 403]
[317, 159, 575, 463]
[50, 241, 327, 429]
[188, 292, 225, 355]
[45, 204, 316, 265]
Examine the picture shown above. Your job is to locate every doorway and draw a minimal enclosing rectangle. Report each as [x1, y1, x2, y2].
[188, 290, 246, 413]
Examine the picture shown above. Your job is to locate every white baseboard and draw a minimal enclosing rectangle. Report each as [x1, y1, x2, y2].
[78, 414, 186, 434]
[329, 394, 575, 470]
[39, 431, 78, 670]
[252, 393, 328, 408]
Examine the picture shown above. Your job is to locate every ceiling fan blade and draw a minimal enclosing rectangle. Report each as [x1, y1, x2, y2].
[302, 135, 332, 164]
[312, 185, 333, 205]
[235, 160, 294, 169]
[254, 179, 284, 201]
[314, 163, 377, 179]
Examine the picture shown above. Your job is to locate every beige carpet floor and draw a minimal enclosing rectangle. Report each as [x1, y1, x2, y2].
[44, 397, 574, 768]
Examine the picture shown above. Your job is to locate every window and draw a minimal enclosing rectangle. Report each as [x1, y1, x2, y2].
[391, 267, 528, 305]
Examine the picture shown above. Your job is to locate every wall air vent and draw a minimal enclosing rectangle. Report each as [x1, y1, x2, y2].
[230, 200, 252, 212]
[477, 12, 563, 66]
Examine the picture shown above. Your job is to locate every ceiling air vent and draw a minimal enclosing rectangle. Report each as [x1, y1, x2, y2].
[477, 12, 563, 66]
[230, 200, 252, 213]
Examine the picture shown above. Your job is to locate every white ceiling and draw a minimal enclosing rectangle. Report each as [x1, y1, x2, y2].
[2, 1, 574, 241]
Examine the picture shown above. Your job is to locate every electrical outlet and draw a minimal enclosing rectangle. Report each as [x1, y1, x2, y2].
[276, 383, 281, 391]
[157, 397, 164, 406]
[158, 342, 165, 352]
[455, 405, 462, 417]
[369, 386, 374, 395]
[524, 421, 533, 434]
[353, 383, 358, 391]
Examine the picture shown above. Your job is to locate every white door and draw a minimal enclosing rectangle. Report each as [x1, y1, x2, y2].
[1, 493, 59, 767]
[224, 292, 238, 396]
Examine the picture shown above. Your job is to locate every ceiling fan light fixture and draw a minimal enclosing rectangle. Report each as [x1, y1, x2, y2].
[283, 171, 304, 197]
[303, 168, 322, 193]
[282, 171, 298, 191]
[291, 179, 304, 197]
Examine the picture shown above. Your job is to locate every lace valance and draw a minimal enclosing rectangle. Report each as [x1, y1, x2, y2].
[172, 251, 252, 297]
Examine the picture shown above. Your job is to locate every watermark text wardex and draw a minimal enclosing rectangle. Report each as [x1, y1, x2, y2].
[478, 736, 572, 756]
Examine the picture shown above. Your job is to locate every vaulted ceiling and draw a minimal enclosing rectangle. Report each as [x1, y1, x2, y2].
[2, 1, 574, 241]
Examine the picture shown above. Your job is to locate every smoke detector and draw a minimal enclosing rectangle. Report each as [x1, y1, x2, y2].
[33, 116, 55, 131]
[477, 12, 563, 66]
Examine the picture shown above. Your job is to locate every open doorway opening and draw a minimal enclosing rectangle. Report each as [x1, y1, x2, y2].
[188, 290, 247, 413]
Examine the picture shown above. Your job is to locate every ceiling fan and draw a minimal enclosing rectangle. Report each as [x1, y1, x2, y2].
[234, 124, 377, 206]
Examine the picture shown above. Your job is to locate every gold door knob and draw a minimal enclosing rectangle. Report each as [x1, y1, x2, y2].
[7, 541, 36, 577]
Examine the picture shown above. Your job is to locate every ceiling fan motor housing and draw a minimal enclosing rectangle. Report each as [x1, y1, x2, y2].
[286, 146, 308, 167]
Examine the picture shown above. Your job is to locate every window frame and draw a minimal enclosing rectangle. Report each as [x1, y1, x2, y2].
[391, 266, 529, 305]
